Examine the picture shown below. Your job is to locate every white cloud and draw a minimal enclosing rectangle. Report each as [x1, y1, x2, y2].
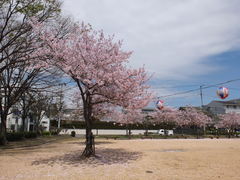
[62, 0, 240, 80]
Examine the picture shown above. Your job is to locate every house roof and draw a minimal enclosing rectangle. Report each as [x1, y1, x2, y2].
[207, 99, 240, 106]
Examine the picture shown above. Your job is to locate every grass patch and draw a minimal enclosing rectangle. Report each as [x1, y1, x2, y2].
[0, 135, 72, 150]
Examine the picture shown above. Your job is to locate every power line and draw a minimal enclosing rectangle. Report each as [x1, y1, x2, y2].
[157, 87, 200, 98]
[202, 78, 240, 89]
[156, 84, 200, 89]
[157, 78, 240, 99]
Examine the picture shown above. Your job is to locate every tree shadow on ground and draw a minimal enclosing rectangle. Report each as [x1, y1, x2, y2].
[32, 148, 142, 167]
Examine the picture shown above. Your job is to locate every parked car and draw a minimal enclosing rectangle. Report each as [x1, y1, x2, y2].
[167, 130, 174, 136]
[158, 129, 165, 135]
[157, 129, 174, 136]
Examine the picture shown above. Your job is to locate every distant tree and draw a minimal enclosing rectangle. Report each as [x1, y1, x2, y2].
[216, 112, 240, 138]
[150, 107, 180, 135]
[152, 107, 178, 125]
[143, 114, 155, 136]
[20, 91, 37, 132]
[0, 0, 72, 145]
[179, 107, 212, 138]
[28, 92, 52, 134]
[0, 60, 62, 144]
[0, 0, 61, 73]
[118, 109, 145, 137]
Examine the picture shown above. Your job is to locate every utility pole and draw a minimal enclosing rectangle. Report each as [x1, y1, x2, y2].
[200, 85, 204, 107]
[200, 85, 206, 134]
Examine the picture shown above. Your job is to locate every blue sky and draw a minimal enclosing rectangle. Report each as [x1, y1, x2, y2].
[62, 0, 240, 108]
[151, 50, 240, 108]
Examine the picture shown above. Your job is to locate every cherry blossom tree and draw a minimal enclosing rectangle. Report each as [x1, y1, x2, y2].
[179, 107, 212, 138]
[31, 20, 152, 157]
[119, 108, 145, 137]
[150, 107, 180, 135]
[216, 113, 240, 138]
[152, 107, 179, 123]
[143, 113, 155, 136]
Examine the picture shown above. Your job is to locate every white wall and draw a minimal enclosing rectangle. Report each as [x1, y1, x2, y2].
[40, 116, 50, 131]
[225, 107, 240, 114]
[60, 129, 159, 135]
[6, 113, 23, 131]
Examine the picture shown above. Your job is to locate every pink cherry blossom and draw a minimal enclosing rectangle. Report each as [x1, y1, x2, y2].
[30, 19, 152, 157]
[216, 112, 240, 130]
[178, 107, 212, 128]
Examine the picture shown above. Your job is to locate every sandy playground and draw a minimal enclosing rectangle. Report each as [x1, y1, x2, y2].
[0, 137, 240, 180]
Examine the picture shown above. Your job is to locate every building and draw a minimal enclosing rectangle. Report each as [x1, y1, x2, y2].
[203, 99, 240, 115]
[62, 108, 84, 121]
[4, 108, 50, 132]
[6, 108, 22, 132]
[27, 112, 50, 132]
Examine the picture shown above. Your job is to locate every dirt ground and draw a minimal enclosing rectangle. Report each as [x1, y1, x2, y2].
[0, 138, 240, 180]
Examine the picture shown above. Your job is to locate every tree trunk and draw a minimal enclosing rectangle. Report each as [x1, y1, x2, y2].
[145, 129, 148, 136]
[128, 129, 132, 139]
[81, 103, 95, 158]
[227, 129, 231, 138]
[164, 129, 168, 139]
[81, 125, 95, 157]
[125, 124, 131, 139]
[0, 114, 7, 145]
[77, 87, 95, 158]
[145, 123, 148, 136]
[21, 113, 27, 132]
[21, 96, 26, 132]
[35, 119, 40, 135]
[228, 133, 231, 138]
[203, 125, 206, 136]
[197, 128, 199, 139]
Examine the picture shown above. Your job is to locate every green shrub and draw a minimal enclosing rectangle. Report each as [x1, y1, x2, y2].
[0, 135, 5, 145]
[50, 130, 58, 135]
[58, 120, 161, 130]
[50, 128, 61, 135]
[42, 131, 51, 136]
[235, 131, 240, 137]
[208, 135, 214, 139]
[24, 132, 37, 138]
[71, 131, 76, 137]
[6, 132, 24, 141]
